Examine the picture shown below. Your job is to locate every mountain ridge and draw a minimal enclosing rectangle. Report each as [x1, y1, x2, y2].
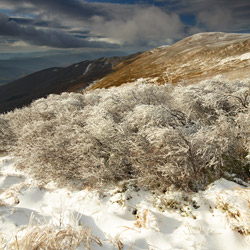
[87, 32, 250, 91]
[0, 53, 141, 114]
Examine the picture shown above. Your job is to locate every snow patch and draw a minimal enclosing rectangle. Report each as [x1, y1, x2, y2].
[157, 45, 169, 49]
[149, 45, 169, 53]
[83, 63, 92, 75]
[240, 52, 250, 60]
[218, 52, 250, 65]
[0, 156, 250, 249]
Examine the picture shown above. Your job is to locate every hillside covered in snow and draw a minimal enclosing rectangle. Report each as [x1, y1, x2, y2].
[0, 76, 250, 249]
[88, 32, 250, 90]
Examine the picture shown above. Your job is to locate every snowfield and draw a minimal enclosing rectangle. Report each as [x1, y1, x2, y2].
[0, 156, 250, 250]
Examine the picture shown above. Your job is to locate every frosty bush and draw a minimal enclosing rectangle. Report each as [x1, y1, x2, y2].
[0, 117, 16, 153]
[2, 78, 250, 191]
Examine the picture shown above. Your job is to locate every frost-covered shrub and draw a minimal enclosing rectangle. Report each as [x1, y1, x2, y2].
[0, 116, 16, 153]
[2, 78, 250, 190]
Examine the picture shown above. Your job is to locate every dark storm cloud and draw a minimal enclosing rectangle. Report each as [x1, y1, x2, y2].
[8, 17, 69, 29]
[0, 13, 118, 48]
[8, 17, 34, 25]
[0, 0, 249, 50]
[0, 0, 111, 22]
[30, 0, 105, 19]
[1, 0, 250, 32]
[0, 0, 185, 48]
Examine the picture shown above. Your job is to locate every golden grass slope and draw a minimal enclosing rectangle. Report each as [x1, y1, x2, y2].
[87, 32, 250, 91]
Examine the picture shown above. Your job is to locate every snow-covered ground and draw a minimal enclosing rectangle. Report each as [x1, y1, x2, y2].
[0, 156, 250, 250]
[218, 52, 250, 65]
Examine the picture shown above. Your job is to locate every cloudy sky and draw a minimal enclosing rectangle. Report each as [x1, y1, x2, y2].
[0, 0, 250, 54]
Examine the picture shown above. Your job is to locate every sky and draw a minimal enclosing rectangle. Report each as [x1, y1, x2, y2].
[0, 0, 250, 55]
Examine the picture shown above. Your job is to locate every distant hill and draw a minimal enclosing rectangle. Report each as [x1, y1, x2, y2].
[88, 32, 250, 91]
[0, 53, 141, 114]
[0, 50, 131, 86]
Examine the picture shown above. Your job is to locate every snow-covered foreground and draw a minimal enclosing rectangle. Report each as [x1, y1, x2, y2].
[0, 156, 250, 250]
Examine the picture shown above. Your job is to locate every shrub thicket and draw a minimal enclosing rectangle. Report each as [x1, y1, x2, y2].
[1, 78, 250, 191]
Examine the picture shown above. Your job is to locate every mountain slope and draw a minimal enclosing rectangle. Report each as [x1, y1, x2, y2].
[0, 53, 141, 114]
[88, 32, 250, 91]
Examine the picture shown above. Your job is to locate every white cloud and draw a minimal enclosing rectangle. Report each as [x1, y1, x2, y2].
[91, 6, 184, 46]
[0, 0, 249, 51]
[87, 37, 122, 45]
[10, 40, 29, 47]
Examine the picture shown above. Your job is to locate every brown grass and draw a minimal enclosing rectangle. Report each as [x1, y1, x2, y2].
[216, 189, 250, 236]
[6, 223, 102, 250]
[87, 33, 250, 91]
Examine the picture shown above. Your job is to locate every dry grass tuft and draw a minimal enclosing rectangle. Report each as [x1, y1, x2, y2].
[108, 234, 124, 250]
[216, 188, 250, 236]
[5, 221, 102, 250]
[0, 198, 8, 207]
[135, 209, 159, 231]
[0, 233, 6, 248]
